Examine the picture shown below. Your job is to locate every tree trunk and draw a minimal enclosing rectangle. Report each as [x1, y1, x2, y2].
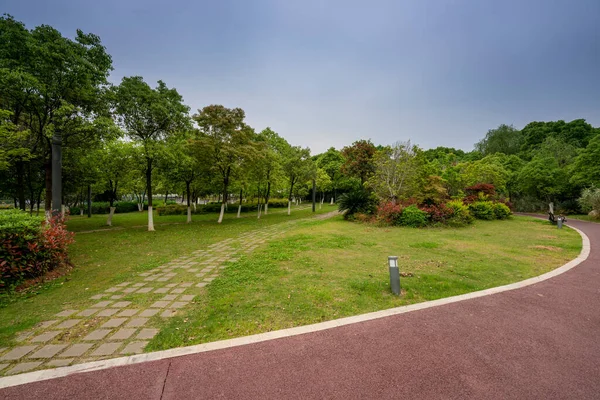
[257, 203, 262, 219]
[16, 161, 25, 211]
[146, 157, 154, 231]
[186, 181, 192, 223]
[44, 158, 52, 219]
[107, 207, 116, 226]
[288, 182, 295, 216]
[218, 169, 229, 224]
[218, 203, 225, 223]
[265, 181, 271, 215]
[237, 188, 242, 218]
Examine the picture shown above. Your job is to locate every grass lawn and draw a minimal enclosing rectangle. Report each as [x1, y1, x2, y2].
[565, 214, 600, 223]
[0, 204, 333, 345]
[147, 215, 581, 351]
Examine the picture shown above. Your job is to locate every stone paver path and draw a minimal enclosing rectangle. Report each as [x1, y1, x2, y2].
[0, 211, 339, 376]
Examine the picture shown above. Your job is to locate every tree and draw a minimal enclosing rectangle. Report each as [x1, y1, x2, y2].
[256, 127, 285, 214]
[316, 147, 343, 202]
[341, 139, 376, 184]
[97, 140, 135, 225]
[571, 134, 600, 188]
[281, 145, 312, 215]
[475, 124, 522, 156]
[113, 76, 190, 231]
[192, 105, 256, 223]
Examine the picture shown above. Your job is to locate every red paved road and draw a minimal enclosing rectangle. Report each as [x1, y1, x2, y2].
[3, 219, 600, 399]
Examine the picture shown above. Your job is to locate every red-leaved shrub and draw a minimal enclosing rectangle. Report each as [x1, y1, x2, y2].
[419, 203, 455, 223]
[376, 202, 403, 225]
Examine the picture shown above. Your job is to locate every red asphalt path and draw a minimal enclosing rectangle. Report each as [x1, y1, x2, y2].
[2, 218, 600, 399]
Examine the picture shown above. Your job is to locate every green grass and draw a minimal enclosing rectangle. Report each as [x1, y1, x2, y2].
[146, 216, 581, 350]
[0, 204, 334, 345]
[565, 214, 600, 223]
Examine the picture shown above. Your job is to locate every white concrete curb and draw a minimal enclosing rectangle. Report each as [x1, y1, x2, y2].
[0, 222, 590, 390]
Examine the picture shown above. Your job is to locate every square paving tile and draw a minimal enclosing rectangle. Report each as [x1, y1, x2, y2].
[37, 320, 58, 329]
[144, 277, 157, 281]
[105, 287, 120, 293]
[179, 295, 195, 302]
[91, 342, 122, 356]
[101, 318, 127, 329]
[77, 309, 98, 317]
[139, 272, 151, 277]
[55, 319, 81, 329]
[110, 295, 124, 300]
[132, 283, 145, 287]
[60, 343, 93, 357]
[135, 329, 159, 340]
[97, 309, 119, 317]
[150, 301, 170, 308]
[121, 341, 148, 354]
[171, 288, 186, 294]
[116, 282, 132, 287]
[28, 344, 67, 359]
[179, 282, 193, 287]
[126, 318, 148, 328]
[0, 363, 9, 372]
[161, 310, 177, 318]
[46, 358, 74, 367]
[156, 277, 170, 282]
[6, 362, 42, 375]
[116, 309, 138, 317]
[112, 301, 132, 308]
[90, 294, 104, 300]
[0, 346, 38, 360]
[122, 288, 137, 293]
[108, 328, 136, 340]
[170, 302, 188, 309]
[31, 331, 61, 343]
[82, 329, 111, 341]
[136, 287, 153, 294]
[139, 309, 160, 317]
[55, 310, 78, 317]
[196, 282, 207, 288]
[161, 295, 177, 301]
[154, 288, 169, 294]
[91, 301, 112, 308]
[165, 283, 177, 288]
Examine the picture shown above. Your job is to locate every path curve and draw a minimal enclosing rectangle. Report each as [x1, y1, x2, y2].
[1, 218, 600, 399]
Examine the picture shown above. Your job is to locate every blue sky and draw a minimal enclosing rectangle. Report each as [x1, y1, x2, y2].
[4, 0, 600, 154]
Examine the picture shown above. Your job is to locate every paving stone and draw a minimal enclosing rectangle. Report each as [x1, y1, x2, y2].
[144, 276, 157, 281]
[55, 310, 78, 317]
[6, 362, 42, 375]
[156, 277, 170, 282]
[139, 272, 151, 277]
[46, 358, 74, 367]
[83, 329, 112, 341]
[97, 309, 119, 317]
[77, 309, 98, 317]
[101, 318, 127, 328]
[122, 288, 137, 293]
[112, 301, 131, 308]
[161, 310, 177, 318]
[0, 363, 9, 371]
[55, 319, 81, 329]
[116, 309, 138, 317]
[165, 283, 177, 288]
[132, 283, 145, 287]
[105, 287, 120, 293]
[139, 309, 160, 317]
[153, 287, 169, 294]
[136, 287, 153, 293]
[171, 288, 186, 294]
[60, 343, 93, 357]
[203, 277, 215, 282]
[180, 282, 193, 287]
[90, 294, 104, 300]
[121, 341, 148, 355]
[11, 332, 28, 341]
[195, 274, 204, 278]
[135, 329, 159, 340]
[108, 328, 136, 340]
[91, 342, 122, 356]
[126, 318, 148, 328]
[29, 344, 67, 359]
[91, 301, 112, 308]
[0, 346, 38, 360]
[196, 282, 207, 288]
[188, 268, 199, 273]
[161, 294, 177, 301]
[110, 295, 124, 300]
[0, 348, 6, 355]
[150, 301, 170, 308]
[180, 295, 195, 302]
[116, 282, 131, 287]
[31, 331, 61, 343]
[170, 301, 188, 309]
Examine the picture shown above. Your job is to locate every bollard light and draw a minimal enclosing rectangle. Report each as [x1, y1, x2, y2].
[388, 256, 400, 296]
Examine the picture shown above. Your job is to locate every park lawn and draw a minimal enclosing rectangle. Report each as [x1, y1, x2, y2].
[0, 204, 333, 345]
[564, 214, 600, 223]
[148, 216, 581, 351]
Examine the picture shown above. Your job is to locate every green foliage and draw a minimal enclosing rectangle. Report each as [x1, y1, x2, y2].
[571, 135, 600, 188]
[337, 188, 377, 219]
[468, 201, 495, 220]
[0, 209, 43, 236]
[475, 124, 523, 156]
[492, 203, 511, 219]
[398, 205, 428, 227]
[341, 139, 376, 184]
[446, 200, 474, 226]
[577, 187, 600, 215]
[70, 201, 145, 215]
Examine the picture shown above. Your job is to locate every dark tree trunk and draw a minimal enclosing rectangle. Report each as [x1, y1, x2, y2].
[16, 161, 26, 211]
[44, 158, 52, 213]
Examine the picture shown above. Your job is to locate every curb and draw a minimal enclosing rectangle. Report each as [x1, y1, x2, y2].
[0, 222, 590, 390]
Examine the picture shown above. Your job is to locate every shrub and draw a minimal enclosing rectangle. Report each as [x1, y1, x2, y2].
[420, 203, 454, 224]
[468, 201, 495, 220]
[375, 202, 403, 225]
[578, 187, 600, 215]
[464, 184, 496, 204]
[338, 189, 377, 219]
[398, 205, 428, 227]
[71, 201, 144, 215]
[492, 203, 511, 219]
[446, 200, 474, 226]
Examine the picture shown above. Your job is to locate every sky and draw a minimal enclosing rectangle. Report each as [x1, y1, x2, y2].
[4, 0, 600, 154]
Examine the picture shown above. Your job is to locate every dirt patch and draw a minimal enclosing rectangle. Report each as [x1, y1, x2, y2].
[531, 245, 562, 252]
[13, 263, 74, 293]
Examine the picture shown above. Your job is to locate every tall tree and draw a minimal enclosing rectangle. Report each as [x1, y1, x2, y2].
[113, 76, 190, 231]
[475, 124, 523, 156]
[341, 139, 376, 184]
[281, 145, 312, 215]
[316, 147, 344, 202]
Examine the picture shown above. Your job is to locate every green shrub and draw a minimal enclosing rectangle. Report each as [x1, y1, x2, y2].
[398, 205, 428, 227]
[468, 201, 495, 220]
[492, 203, 511, 219]
[338, 189, 377, 219]
[446, 200, 474, 226]
[578, 187, 600, 215]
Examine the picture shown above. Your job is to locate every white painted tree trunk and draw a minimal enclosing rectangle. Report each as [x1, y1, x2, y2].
[288, 200, 291, 215]
[147, 206, 155, 231]
[80, 208, 84, 216]
[218, 203, 225, 223]
[137, 203, 143, 212]
[187, 206, 192, 223]
[237, 204, 241, 218]
[193, 203, 196, 211]
[264, 203, 269, 215]
[61, 205, 66, 216]
[257, 204, 262, 219]
[107, 207, 116, 226]
[330, 198, 334, 205]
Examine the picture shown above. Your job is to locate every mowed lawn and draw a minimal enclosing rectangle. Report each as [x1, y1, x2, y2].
[147, 216, 581, 350]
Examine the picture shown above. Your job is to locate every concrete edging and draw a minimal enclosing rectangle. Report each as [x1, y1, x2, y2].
[0, 222, 590, 389]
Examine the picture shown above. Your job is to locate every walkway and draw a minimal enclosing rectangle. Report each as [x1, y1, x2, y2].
[1, 218, 599, 399]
